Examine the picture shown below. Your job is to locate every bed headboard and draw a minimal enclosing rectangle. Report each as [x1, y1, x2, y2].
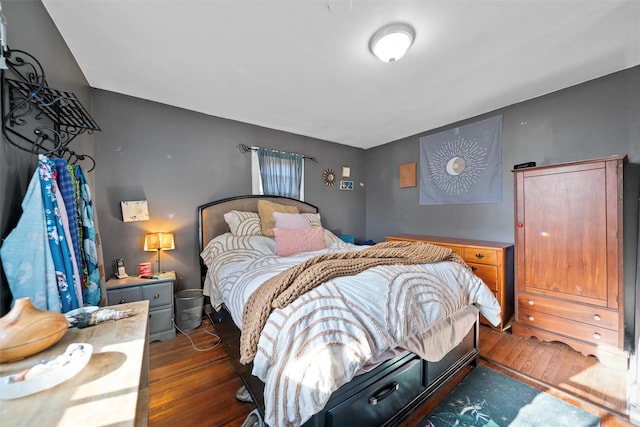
[197, 195, 319, 273]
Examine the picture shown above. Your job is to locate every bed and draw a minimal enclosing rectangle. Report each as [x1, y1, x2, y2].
[198, 195, 501, 427]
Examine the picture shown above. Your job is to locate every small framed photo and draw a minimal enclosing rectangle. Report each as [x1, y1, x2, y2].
[339, 180, 354, 191]
[341, 166, 351, 178]
[121, 200, 149, 222]
[399, 162, 417, 188]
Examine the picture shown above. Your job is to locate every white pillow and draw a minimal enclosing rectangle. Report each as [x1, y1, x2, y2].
[301, 213, 322, 227]
[273, 212, 312, 230]
[223, 211, 262, 236]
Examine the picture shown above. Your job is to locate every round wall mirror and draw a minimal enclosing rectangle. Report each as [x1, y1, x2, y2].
[322, 168, 336, 186]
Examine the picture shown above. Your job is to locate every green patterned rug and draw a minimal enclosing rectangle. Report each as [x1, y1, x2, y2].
[421, 365, 600, 427]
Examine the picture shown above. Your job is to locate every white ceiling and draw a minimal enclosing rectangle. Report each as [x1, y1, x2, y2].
[42, 0, 640, 149]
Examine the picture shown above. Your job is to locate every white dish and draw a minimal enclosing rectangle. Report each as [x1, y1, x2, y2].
[0, 343, 93, 400]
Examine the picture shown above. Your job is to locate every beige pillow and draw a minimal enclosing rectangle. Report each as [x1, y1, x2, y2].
[257, 200, 299, 236]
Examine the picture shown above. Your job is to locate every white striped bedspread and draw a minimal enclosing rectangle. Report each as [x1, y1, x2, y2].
[201, 233, 501, 427]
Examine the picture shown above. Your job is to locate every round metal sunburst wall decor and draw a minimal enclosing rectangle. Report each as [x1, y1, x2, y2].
[322, 168, 336, 186]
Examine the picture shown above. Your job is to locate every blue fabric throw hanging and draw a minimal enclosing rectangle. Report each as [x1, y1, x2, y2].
[75, 165, 101, 306]
[38, 155, 79, 312]
[0, 168, 62, 311]
[257, 148, 303, 199]
[50, 158, 83, 287]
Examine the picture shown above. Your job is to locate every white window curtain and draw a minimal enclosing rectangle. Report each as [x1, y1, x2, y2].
[251, 148, 304, 200]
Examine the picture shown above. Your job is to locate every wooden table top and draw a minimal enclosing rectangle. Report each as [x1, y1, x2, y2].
[0, 300, 150, 427]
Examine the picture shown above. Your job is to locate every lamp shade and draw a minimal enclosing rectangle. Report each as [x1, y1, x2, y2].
[370, 23, 415, 63]
[144, 232, 175, 251]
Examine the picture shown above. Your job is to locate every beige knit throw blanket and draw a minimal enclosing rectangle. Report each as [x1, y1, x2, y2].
[239, 241, 468, 364]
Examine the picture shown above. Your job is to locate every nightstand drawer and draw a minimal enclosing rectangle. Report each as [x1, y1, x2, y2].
[463, 247, 498, 265]
[108, 287, 140, 305]
[141, 281, 173, 308]
[149, 306, 173, 336]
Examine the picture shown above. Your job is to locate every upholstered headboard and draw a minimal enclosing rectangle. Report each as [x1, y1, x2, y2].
[197, 195, 319, 269]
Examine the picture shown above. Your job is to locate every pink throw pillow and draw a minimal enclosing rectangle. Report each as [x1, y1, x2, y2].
[273, 227, 326, 257]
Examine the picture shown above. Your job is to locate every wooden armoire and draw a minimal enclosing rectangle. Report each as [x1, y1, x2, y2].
[512, 155, 628, 367]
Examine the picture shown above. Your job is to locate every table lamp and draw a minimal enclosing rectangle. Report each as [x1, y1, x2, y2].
[144, 232, 174, 274]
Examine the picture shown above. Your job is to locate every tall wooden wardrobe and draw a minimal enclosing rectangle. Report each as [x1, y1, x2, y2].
[512, 155, 628, 368]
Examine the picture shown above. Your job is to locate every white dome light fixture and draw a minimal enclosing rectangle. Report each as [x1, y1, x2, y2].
[369, 23, 415, 63]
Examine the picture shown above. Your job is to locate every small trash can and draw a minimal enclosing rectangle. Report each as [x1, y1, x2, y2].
[175, 289, 204, 332]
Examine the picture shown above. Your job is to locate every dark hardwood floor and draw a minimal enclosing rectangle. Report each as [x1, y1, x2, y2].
[149, 319, 634, 426]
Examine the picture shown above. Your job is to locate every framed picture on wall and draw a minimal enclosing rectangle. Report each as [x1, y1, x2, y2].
[341, 166, 351, 178]
[339, 180, 354, 191]
[121, 200, 149, 222]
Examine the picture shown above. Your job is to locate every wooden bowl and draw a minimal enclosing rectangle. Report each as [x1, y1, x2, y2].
[0, 298, 69, 363]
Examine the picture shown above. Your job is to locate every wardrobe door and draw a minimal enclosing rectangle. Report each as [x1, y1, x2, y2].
[517, 163, 609, 305]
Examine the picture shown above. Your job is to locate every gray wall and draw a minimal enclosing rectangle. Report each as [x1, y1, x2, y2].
[365, 66, 639, 244]
[0, 0, 93, 314]
[92, 90, 365, 291]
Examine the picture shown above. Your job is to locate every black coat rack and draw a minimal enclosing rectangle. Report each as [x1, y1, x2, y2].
[1, 48, 100, 171]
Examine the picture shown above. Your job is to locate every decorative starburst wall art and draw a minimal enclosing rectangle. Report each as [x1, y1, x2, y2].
[419, 115, 502, 205]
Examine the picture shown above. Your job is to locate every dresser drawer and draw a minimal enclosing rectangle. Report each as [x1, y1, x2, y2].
[141, 281, 173, 308]
[326, 358, 423, 426]
[517, 308, 618, 347]
[108, 287, 140, 305]
[463, 247, 498, 265]
[517, 294, 618, 330]
[469, 263, 497, 291]
[442, 244, 464, 258]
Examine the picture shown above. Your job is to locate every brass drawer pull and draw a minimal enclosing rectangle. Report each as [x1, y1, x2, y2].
[368, 381, 399, 406]
[528, 316, 534, 322]
[471, 266, 477, 272]
[593, 314, 601, 321]
[475, 253, 485, 259]
[119, 299, 126, 304]
[154, 294, 160, 299]
[593, 332, 601, 340]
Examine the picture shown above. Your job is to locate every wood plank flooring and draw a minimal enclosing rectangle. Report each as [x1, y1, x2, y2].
[149, 319, 635, 426]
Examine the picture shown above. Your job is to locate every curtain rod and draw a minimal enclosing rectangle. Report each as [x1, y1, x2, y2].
[238, 143, 317, 162]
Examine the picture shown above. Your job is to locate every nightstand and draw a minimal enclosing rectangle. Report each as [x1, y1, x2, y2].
[106, 272, 176, 341]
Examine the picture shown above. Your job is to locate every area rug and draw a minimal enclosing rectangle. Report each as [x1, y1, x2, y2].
[421, 364, 600, 427]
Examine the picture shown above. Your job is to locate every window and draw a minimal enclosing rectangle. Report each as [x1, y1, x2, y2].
[251, 148, 304, 200]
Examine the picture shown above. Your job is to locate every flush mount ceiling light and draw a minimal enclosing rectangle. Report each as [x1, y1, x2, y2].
[369, 23, 415, 63]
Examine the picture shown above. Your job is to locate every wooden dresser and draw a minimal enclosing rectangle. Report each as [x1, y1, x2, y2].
[1, 300, 150, 427]
[512, 155, 627, 368]
[385, 235, 514, 330]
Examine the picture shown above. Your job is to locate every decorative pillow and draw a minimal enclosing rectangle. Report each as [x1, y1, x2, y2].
[273, 212, 311, 230]
[273, 227, 326, 257]
[257, 200, 299, 237]
[323, 229, 343, 246]
[223, 211, 262, 236]
[300, 212, 322, 227]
